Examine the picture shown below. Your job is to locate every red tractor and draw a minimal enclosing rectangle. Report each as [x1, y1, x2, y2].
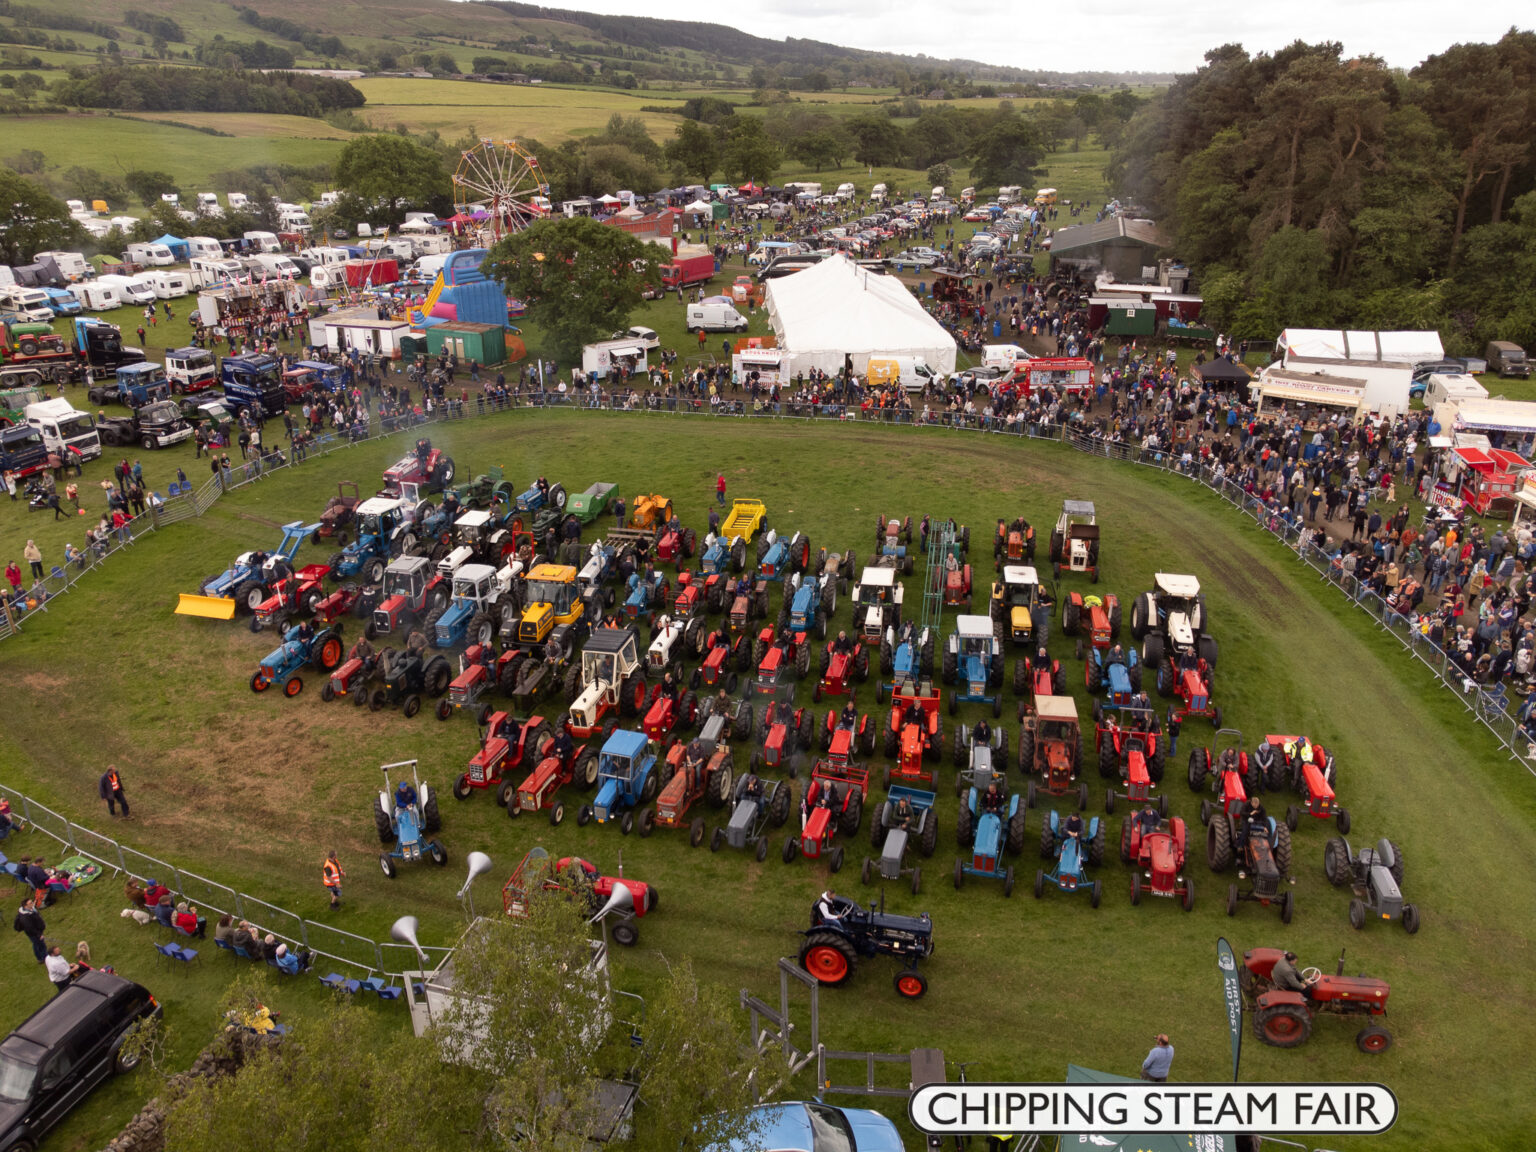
[310, 582, 370, 629]
[1257, 734, 1351, 834]
[1162, 651, 1221, 731]
[1014, 646, 1066, 717]
[502, 848, 657, 947]
[312, 482, 362, 544]
[322, 636, 385, 704]
[640, 684, 700, 750]
[815, 637, 870, 702]
[1097, 706, 1167, 816]
[1187, 729, 1261, 826]
[1062, 591, 1121, 658]
[249, 563, 332, 633]
[453, 712, 554, 805]
[882, 681, 943, 789]
[690, 626, 752, 693]
[782, 756, 868, 872]
[651, 729, 735, 845]
[380, 437, 455, 496]
[1241, 947, 1393, 1053]
[993, 516, 1035, 569]
[1019, 695, 1087, 810]
[671, 570, 707, 621]
[820, 699, 877, 757]
[654, 519, 698, 567]
[751, 624, 813, 696]
[507, 737, 600, 826]
[752, 699, 815, 776]
[1120, 809, 1193, 910]
[727, 576, 771, 639]
[435, 644, 499, 723]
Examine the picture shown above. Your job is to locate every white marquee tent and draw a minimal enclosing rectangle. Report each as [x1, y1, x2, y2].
[762, 254, 956, 377]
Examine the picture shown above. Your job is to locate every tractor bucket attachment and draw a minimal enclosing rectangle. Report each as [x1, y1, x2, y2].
[175, 593, 236, 620]
[278, 520, 323, 561]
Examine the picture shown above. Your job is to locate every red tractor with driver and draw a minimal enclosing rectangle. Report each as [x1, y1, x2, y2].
[782, 753, 868, 872]
[1256, 734, 1351, 834]
[1019, 694, 1087, 810]
[1098, 705, 1167, 815]
[454, 712, 554, 805]
[881, 677, 943, 789]
[1241, 947, 1393, 1053]
[506, 736, 600, 825]
[815, 636, 871, 702]
[1120, 808, 1193, 910]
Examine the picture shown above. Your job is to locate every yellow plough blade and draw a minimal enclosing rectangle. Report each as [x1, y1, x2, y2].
[175, 594, 235, 620]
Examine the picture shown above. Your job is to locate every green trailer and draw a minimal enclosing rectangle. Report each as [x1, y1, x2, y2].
[568, 481, 617, 524]
[424, 321, 507, 368]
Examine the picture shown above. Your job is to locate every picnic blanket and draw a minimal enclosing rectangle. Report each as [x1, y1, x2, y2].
[55, 856, 105, 887]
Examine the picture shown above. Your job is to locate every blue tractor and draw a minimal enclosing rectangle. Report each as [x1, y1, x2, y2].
[186, 520, 315, 617]
[249, 621, 346, 698]
[782, 571, 837, 640]
[373, 761, 446, 878]
[1086, 641, 1144, 713]
[623, 568, 671, 631]
[699, 531, 748, 581]
[327, 497, 414, 585]
[862, 785, 939, 894]
[941, 614, 1005, 717]
[953, 747, 1025, 896]
[877, 620, 934, 690]
[756, 530, 812, 583]
[578, 729, 659, 835]
[1034, 810, 1106, 906]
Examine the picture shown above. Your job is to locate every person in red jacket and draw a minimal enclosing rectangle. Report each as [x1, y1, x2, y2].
[715, 471, 726, 506]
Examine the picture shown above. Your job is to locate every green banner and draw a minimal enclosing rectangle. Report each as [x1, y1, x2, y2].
[1217, 937, 1243, 1082]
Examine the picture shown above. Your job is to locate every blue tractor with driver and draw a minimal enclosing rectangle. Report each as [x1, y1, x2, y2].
[373, 760, 446, 878]
[578, 729, 660, 835]
[1035, 809, 1106, 906]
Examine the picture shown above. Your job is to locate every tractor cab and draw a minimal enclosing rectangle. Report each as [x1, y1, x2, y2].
[955, 615, 995, 687]
[992, 565, 1042, 645]
[354, 497, 405, 545]
[454, 508, 497, 551]
[1153, 572, 1204, 646]
[517, 564, 582, 645]
[380, 554, 431, 604]
[568, 627, 641, 738]
[1052, 499, 1099, 581]
[590, 728, 653, 827]
[853, 567, 903, 644]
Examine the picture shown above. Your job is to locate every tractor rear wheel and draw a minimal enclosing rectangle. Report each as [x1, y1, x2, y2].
[1120, 818, 1133, 863]
[1039, 821, 1056, 860]
[422, 792, 441, 833]
[884, 715, 900, 759]
[1090, 879, 1102, 908]
[956, 803, 974, 847]
[920, 813, 938, 857]
[1007, 810, 1026, 856]
[1187, 747, 1210, 791]
[429, 842, 447, 866]
[1018, 730, 1035, 776]
[841, 790, 863, 836]
[799, 932, 857, 987]
[953, 728, 966, 769]
[1255, 1005, 1312, 1048]
[576, 749, 599, 790]
[1098, 741, 1117, 780]
[373, 797, 393, 844]
[1087, 822, 1105, 866]
[1273, 823, 1293, 876]
[1324, 838, 1349, 886]
[1207, 817, 1234, 871]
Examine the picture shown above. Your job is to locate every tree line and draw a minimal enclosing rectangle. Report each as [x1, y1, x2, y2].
[51, 65, 366, 116]
[1109, 31, 1536, 352]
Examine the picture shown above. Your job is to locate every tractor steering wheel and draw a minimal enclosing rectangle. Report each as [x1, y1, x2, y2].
[1301, 966, 1322, 984]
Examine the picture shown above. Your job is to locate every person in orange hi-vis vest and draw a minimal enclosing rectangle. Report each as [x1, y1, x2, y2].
[323, 850, 345, 910]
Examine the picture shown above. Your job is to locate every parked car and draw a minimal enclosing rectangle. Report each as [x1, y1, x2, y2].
[0, 969, 161, 1150]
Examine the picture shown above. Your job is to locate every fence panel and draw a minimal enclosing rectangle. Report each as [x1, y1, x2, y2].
[236, 892, 308, 950]
[304, 921, 384, 974]
[176, 869, 241, 920]
[116, 845, 174, 887]
[65, 821, 123, 874]
[17, 796, 74, 852]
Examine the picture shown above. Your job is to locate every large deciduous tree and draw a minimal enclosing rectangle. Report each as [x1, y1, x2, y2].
[968, 114, 1043, 190]
[0, 171, 81, 268]
[333, 133, 449, 224]
[484, 216, 662, 364]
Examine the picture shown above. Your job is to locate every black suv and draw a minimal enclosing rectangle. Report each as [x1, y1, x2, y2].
[0, 970, 159, 1150]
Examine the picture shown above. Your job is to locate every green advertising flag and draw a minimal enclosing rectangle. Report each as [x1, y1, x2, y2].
[1217, 937, 1243, 1082]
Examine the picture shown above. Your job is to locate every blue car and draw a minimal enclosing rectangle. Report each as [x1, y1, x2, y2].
[698, 1101, 903, 1152]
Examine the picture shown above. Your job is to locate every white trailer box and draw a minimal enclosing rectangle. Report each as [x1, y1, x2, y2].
[189, 258, 244, 288]
[126, 243, 175, 267]
[581, 338, 649, 380]
[77, 282, 121, 311]
[33, 251, 89, 281]
[186, 237, 224, 260]
[732, 348, 786, 385]
[298, 247, 350, 267]
[25, 398, 101, 461]
[143, 270, 192, 299]
[1423, 373, 1489, 410]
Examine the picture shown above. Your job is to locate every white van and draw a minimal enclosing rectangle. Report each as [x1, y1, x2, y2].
[319, 191, 341, 206]
[277, 209, 311, 233]
[186, 237, 223, 260]
[685, 301, 748, 333]
[408, 253, 450, 283]
[126, 272, 164, 301]
[126, 243, 175, 267]
[25, 398, 101, 461]
[866, 355, 940, 393]
[835, 182, 856, 201]
[1423, 373, 1489, 409]
[404, 211, 440, 227]
[243, 231, 281, 253]
[251, 253, 299, 279]
[870, 183, 887, 203]
[96, 274, 155, 305]
[982, 344, 1031, 372]
[226, 192, 250, 210]
[142, 270, 192, 299]
[65, 200, 86, 215]
[931, 186, 945, 200]
[77, 282, 121, 311]
[189, 258, 244, 288]
[34, 251, 89, 280]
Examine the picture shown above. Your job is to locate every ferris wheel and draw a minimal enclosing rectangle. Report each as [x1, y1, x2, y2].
[452, 138, 550, 242]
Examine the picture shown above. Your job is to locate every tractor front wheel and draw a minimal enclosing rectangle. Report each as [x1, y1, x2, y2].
[379, 854, 397, 879]
[1402, 903, 1421, 934]
[402, 695, 421, 719]
[453, 776, 472, 801]
[250, 672, 269, 693]
[437, 698, 453, 721]
[429, 842, 447, 866]
[611, 921, 639, 947]
[283, 677, 303, 698]
[1356, 1025, 1393, 1054]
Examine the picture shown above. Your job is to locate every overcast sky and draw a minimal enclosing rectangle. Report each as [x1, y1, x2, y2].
[533, 0, 1528, 74]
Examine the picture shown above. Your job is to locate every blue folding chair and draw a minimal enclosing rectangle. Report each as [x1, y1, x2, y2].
[170, 944, 198, 969]
[374, 985, 403, 1002]
[357, 977, 386, 995]
[214, 938, 234, 955]
[319, 972, 360, 994]
[152, 942, 179, 969]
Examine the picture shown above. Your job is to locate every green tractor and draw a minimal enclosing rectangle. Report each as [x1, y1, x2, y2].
[455, 464, 516, 512]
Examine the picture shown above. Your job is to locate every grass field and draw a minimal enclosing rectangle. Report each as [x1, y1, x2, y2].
[2, 409, 1534, 1151]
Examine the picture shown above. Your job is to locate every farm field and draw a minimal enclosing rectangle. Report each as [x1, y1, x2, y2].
[2, 410, 1534, 1151]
